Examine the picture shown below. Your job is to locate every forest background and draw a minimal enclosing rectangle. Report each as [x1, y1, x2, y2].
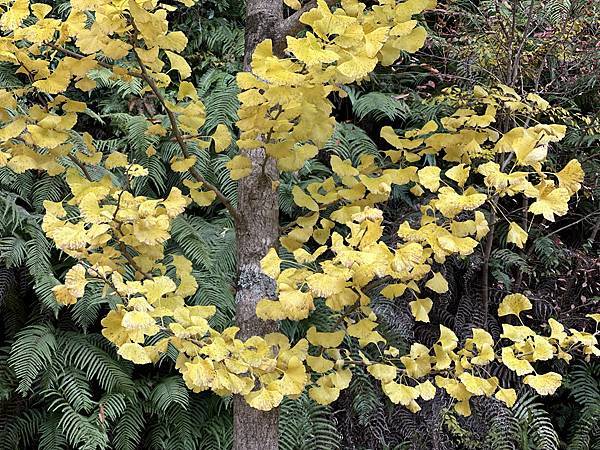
[0, 0, 599, 449]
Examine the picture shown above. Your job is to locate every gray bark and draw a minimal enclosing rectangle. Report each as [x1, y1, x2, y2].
[233, 147, 280, 450]
[233, 1, 284, 449]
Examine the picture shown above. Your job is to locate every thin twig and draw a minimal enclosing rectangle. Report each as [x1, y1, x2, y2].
[46, 43, 142, 79]
[68, 154, 93, 181]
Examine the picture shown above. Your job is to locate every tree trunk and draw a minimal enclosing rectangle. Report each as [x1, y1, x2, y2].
[233, 1, 283, 449]
[233, 146, 280, 450]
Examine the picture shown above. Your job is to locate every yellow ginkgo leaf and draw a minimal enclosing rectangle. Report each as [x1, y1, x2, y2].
[52, 285, 77, 305]
[364, 26, 389, 58]
[211, 124, 232, 153]
[498, 293, 532, 317]
[177, 81, 198, 100]
[0, 117, 26, 141]
[244, 383, 284, 411]
[309, 384, 340, 405]
[292, 186, 319, 211]
[380, 126, 404, 148]
[64, 264, 88, 298]
[293, 246, 327, 263]
[382, 381, 419, 406]
[409, 298, 433, 322]
[347, 318, 385, 347]
[190, 189, 216, 206]
[425, 272, 448, 294]
[0, 0, 29, 31]
[469, 328, 492, 347]
[459, 373, 497, 396]
[532, 335, 555, 361]
[279, 357, 308, 395]
[556, 159, 584, 195]
[226, 155, 253, 180]
[286, 33, 339, 66]
[27, 125, 69, 148]
[501, 347, 533, 375]
[528, 184, 570, 222]
[306, 326, 345, 348]
[102, 39, 132, 60]
[380, 284, 408, 299]
[105, 151, 129, 169]
[454, 400, 472, 417]
[435, 376, 471, 402]
[367, 364, 397, 383]
[118, 343, 152, 364]
[336, 54, 378, 81]
[171, 156, 196, 172]
[330, 155, 359, 177]
[75, 77, 96, 92]
[165, 50, 192, 79]
[394, 26, 427, 53]
[392, 242, 424, 273]
[260, 248, 281, 279]
[501, 324, 535, 342]
[471, 343, 495, 366]
[438, 325, 458, 352]
[416, 380, 436, 400]
[548, 318, 569, 344]
[307, 272, 346, 297]
[445, 164, 470, 187]
[307, 355, 334, 373]
[495, 388, 517, 407]
[418, 166, 441, 192]
[523, 372, 562, 395]
[507, 222, 528, 249]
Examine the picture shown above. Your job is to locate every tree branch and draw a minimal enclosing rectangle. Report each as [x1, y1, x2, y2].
[46, 43, 142, 79]
[481, 205, 497, 328]
[68, 154, 93, 181]
[277, 0, 336, 39]
[47, 40, 241, 224]
[131, 50, 242, 225]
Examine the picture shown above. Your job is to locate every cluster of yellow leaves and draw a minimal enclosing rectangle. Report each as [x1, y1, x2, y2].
[249, 31, 590, 411]
[0, 0, 231, 194]
[261, 242, 600, 412]
[38, 169, 314, 410]
[235, 0, 435, 173]
[0, 0, 596, 415]
[256, 134, 593, 414]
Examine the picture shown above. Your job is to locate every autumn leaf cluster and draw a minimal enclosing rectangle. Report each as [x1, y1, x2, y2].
[0, 0, 597, 415]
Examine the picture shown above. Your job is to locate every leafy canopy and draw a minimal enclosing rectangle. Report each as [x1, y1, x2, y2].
[0, 0, 597, 416]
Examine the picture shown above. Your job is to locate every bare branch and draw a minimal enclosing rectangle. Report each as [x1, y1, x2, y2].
[68, 154, 93, 181]
[131, 50, 242, 225]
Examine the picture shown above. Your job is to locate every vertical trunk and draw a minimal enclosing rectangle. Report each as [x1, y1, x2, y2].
[233, 148, 280, 450]
[233, 1, 283, 449]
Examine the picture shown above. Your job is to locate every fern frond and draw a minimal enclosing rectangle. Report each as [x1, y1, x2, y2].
[59, 332, 134, 393]
[8, 323, 57, 394]
[279, 392, 340, 450]
[352, 91, 409, 122]
[150, 376, 189, 412]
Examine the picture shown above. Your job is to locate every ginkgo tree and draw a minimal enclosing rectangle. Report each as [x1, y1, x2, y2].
[0, 0, 598, 449]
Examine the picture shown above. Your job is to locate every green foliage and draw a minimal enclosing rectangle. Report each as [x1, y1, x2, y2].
[279, 393, 340, 450]
[563, 361, 600, 450]
[347, 89, 410, 122]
